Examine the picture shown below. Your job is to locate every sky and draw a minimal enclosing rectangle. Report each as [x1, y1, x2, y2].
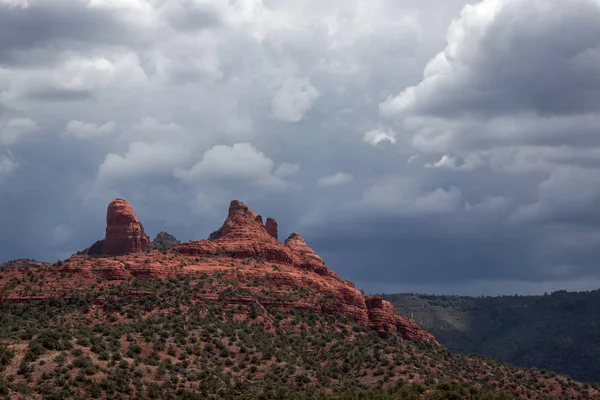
[1, 0, 600, 296]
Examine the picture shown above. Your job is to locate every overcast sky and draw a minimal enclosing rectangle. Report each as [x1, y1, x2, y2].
[1, 0, 600, 296]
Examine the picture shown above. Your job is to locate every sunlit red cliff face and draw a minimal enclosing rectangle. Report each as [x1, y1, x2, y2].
[87, 198, 151, 256]
[0, 199, 436, 343]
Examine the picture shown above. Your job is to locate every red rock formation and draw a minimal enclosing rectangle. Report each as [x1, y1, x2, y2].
[365, 296, 436, 342]
[103, 198, 150, 256]
[208, 200, 264, 239]
[366, 296, 398, 333]
[284, 232, 338, 278]
[2, 198, 437, 344]
[179, 200, 295, 265]
[0, 259, 50, 269]
[93, 263, 131, 280]
[266, 217, 278, 241]
[395, 314, 437, 342]
[177, 201, 433, 342]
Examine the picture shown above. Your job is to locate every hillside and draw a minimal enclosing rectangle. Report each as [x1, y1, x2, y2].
[382, 292, 600, 383]
[0, 198, 598, 399]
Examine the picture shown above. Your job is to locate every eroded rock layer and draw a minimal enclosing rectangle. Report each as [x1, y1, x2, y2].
[0, 199, 436, 344]
[178, 200, 296, 265]
[284, 232, 337, 278]
[266, 217, 278, 240]
[102, 198, 150, 256]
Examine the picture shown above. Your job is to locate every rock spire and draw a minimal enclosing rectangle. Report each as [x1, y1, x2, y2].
[102, 198, 150, 256]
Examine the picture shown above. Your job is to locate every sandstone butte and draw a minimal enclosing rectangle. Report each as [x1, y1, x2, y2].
[0, 198, 436, 344]
[88, 198, 151, 256]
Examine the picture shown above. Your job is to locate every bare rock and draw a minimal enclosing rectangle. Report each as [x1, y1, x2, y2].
[266, 217, 278, 241]
[151, 231, 181, 250]
[284, 232, 338, 278]
[103, 198, 150, 256]
[180, 200, 295, 265]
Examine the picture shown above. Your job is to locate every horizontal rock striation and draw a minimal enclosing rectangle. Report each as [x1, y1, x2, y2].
[2, 198, 436, 344]
[284, 232, 338, 278]
[103, 198, 151, 256]
[178, 200, 296, 265]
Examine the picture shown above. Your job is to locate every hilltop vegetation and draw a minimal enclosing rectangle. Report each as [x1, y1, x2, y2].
[0, 276, 596, 399]
[382, 290, 600, 383]
[1, 199, 598, 398]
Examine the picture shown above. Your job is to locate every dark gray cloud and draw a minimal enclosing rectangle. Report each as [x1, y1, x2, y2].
[162, 0, 224, 32]
[366, 0, 600, 294]
[25, 88, 92, 102]
[381, 0, 600, 119]
[0, 0, 132, 65]
[1, 0, 600, 296]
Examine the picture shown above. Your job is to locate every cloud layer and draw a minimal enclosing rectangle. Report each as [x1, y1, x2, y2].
[1, 0, 600, 296]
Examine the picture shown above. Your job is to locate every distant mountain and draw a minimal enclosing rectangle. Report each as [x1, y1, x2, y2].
[382, 291, 600, 383]
[0, 198, 598, 398]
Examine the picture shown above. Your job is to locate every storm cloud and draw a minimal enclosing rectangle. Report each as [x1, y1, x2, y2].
[1, 0, 600, 296]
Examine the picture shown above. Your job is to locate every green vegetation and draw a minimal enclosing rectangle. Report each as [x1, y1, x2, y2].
[382, 290, 600, 383]
[0, 274, 594, 398]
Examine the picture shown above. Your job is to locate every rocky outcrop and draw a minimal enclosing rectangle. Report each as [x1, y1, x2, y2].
[103, 198, 150, 256]
[266, 217, 278, 241]
[93, 263, 131, 280]
[4, 198, 436, 344]
[151, 232, 181, 250]
[395, 314, 437, 342]
[208, 200, 265, 240]
[178, 200, 295, 265]
[365, 296, 437, 342]
[366, 296, 398, 333]
[0, 259, 50, 269]
[284, 232, 338, 278]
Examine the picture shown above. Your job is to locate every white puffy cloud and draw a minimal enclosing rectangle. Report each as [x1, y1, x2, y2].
[270, 77, 320, 122]
[425, 154, 456, 169]
[382, 0, 600, 118]
[0, 118, 39, 146]
[175, 143, 294, 189]
[63, 120, 117, 139]
[318, 172, 354, 187]
[87, 0, 150, 11]
[97, 141, 191, 184]
[380, 0, 600, 160]
[363, 128, 396, 146]
[1, 0, 30, 8]
[53, 52, 147, 92]
[424, 153, 484, 171]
